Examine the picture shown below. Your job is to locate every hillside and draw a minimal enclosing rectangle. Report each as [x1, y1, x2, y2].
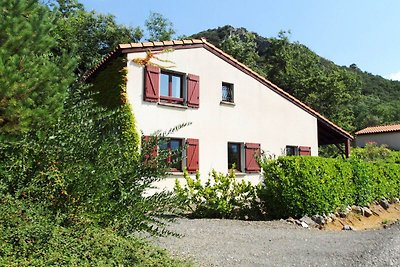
[191, 26, 400, 132]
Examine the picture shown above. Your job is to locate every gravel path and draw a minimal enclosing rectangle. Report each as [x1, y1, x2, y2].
[152, 218, 400, 266]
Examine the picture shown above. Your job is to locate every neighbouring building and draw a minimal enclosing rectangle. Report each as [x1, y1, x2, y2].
[85, 39, 353, 190]
[355, 124, 400, 150]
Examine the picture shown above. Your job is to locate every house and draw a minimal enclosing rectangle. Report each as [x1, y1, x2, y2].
[355, 124, 400, 150]
[85, 39, 353, 189]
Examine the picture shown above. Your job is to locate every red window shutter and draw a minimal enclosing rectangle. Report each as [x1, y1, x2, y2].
[144, 66, 160, 102]
[186, 138, 199, 173]
[245, 143, 261, 173]
[187, 74, 200, 108]
[299, 146, 311, 156]
[142, 135, 158, 160]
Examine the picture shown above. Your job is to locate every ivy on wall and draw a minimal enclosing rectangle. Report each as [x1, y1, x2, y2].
[89, 55, 139, 156]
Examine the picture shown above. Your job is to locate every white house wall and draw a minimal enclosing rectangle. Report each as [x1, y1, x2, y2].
[356, 132, 400, 150]
[125, 48, 318, 190]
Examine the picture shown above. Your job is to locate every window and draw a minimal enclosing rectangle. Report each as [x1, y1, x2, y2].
[154, 137, 199, 173]
[159, 138, 183, 171]
[144, 66, 200, 108]
[228, 142, 261, 173]
[285, 145, 311, 156]
[222, 82, 234, 102]
[286, 145, 298, 156]
[160, 71, 184, 104]
[228, 142, 242, 171]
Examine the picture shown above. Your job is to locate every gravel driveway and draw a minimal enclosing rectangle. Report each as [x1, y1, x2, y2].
[152, 218, 400, 266]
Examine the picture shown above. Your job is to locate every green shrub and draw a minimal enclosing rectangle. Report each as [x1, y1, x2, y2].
[351, 142, 400, 163]
[0, 86, 183, 236]
[258, 157, 355, 218]
[174, 169, 261, 219]
[0, 196, 191, 266]
[259, 156, 400, 218]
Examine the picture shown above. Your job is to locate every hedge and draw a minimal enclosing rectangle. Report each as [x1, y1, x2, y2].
[258, 156, 400, 218]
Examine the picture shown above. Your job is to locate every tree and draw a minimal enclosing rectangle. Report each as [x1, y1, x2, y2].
[264, 32, 361, 131]
[220, 30, 266, 75]
[145, 12, 176, 41]
[0, 0, 76, 135]
[49, 0, 143, 75]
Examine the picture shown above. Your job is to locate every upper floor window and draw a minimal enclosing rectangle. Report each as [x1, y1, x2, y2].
[160, 71, 184, 104]
[144, 66, 199, 108]
[222, 82, 234, 103]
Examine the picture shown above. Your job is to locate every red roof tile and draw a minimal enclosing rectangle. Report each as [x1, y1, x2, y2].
[142, 42, 154, 47]
[118, 44, 132, 49]
[355, 124, 400, 135]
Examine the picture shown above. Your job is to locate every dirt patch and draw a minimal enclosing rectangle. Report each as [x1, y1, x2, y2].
[323, 202, 400, 231]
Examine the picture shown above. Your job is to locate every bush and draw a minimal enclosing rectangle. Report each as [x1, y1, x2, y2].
[174, 169, 261, 219]
[259, 156, 400, 218]
[0, 196, 191, 266]
[351, 142, 400, 163]
[353, 161, 400, 206]
[258, 157, 354, 218]
[0, 86, 183, 236]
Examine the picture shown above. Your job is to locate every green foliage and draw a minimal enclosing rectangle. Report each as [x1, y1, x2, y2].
[351, 142, 400, 163]
[259, 156, 400, 218]
[0, 0, 76, 135]
[145, 12, 176, 42]
[352, 160, 400, 206]
[49, 0, 143, 75]
[192, 26, 400, 132]
[0, 0, 186, 264]
[258, 157, 354, 218]
[0, 196, 191, 266]
[220, 31, 266, 76]
[263, 32, 361, 131]
[0, 84, 180, 235]
[174, 169, 261, 219]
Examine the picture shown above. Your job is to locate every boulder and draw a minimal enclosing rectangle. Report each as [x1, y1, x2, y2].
[286, 217, 296, 224]
[300, 215, 317, 227]
[352, 206, 364, 216]
[362, 207, 373, 217]
[311, 215, 326, 225]
[379, 199, 390, 210]
[342, 225, 354, 231]
[295, 219, 309, 228]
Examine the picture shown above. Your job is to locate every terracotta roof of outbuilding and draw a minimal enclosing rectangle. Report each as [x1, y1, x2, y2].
[84, 38, 353, 142]
[355, 124, 400, 135]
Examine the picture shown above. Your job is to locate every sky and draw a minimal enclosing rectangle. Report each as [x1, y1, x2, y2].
[80, 0, 400, 80]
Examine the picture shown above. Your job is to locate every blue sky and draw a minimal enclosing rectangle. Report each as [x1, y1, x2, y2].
[80, 0, 400, 80]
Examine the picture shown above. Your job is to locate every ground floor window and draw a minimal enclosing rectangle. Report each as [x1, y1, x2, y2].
[159, 138, 183, 171]
[286, 145, 311, 156]
[286, 145, 299, 156]
[228, 142, 242, 171]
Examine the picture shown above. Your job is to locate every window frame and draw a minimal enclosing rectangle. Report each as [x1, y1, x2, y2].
[159, 138, 184, 172]
[221, 82, 234, 103]
[286, 145, 299, 156]
[160, 70, 185, 104]
[228, 142, 243, 172]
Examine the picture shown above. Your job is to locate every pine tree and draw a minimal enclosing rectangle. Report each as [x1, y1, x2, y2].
[0, 0, 76, 136]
